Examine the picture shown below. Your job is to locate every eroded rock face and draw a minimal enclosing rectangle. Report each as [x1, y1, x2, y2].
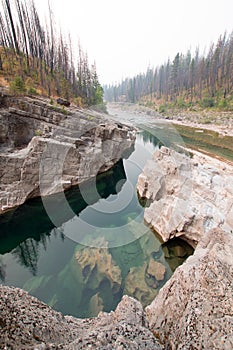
[146, 228, 233, 349]
[137, 146, 233, 246]
[0, 286, 163, 350]
[0, 93, 136, 213]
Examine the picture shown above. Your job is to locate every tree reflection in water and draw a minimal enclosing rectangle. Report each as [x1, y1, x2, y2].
[0, 257, 6, 282]
[11, 228, 65, 276]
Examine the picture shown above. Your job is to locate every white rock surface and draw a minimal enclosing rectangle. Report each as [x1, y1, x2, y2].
[0, 94, 136, 213]
[146, 227, 233, 349]
[137, 146, 233, 246]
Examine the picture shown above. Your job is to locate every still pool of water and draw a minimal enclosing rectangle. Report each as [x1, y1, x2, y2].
[0, 130, 193, 318]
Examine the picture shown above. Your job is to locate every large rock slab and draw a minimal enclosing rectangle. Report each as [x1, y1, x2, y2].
[0, 286, 162, 350]
[137, 146, 233, 246]
[0, 94, 136, 213]
[146, 228, 233, 349]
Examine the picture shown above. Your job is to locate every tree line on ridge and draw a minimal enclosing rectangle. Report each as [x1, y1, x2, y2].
[104, 31, 233, 111]
[0, 0, 103, 106]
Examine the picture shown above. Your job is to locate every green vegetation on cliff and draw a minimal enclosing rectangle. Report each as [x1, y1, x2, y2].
[0, 0, 104, 108]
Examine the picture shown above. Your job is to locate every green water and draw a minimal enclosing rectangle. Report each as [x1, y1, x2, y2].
[173, 124, 233, 162]
[1, 112, 232, 318]
[108, 106, 233, 162]
[138, 123, 233, 162]
[0, 132, 193, 318]
[1, 111, 232, 318]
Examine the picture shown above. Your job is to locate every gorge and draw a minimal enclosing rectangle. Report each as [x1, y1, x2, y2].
[0, 0, 232, 347]
[0, 102, 193, 320]
[1, 103, 233, 349]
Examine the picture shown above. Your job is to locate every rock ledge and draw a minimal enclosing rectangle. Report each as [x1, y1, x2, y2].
[0, 286, 162, 350]
[0, 93, 136, 213]
[137, 146, 233, 246]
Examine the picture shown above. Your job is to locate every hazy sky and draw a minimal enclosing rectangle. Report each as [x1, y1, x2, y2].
[34, 0, 233, 85]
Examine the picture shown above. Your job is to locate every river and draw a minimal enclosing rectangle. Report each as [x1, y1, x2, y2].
[2, 107, 232, 318]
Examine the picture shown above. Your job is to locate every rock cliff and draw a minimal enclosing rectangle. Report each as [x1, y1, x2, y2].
[146, 227, 233, 349]
[137, 146, 233, 246]
[0, 92, 135, 213]
[136, 146, 233, 348]
[0, 286, 162, 350]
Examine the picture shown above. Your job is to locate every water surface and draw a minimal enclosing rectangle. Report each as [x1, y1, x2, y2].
[0, 108, 233, 317]
[108, 106, 233, 162]
[0, 130, 193, 317]
[1, 108, 231, 318]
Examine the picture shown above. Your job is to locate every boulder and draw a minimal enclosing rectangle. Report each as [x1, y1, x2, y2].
[57, 97, 70, 107]
[75, 239, 122, 294]
[147, 258, 166, 281]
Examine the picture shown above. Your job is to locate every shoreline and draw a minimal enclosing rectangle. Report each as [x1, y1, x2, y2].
[169, 116, 233, 137]
[108, 102, 233, 137]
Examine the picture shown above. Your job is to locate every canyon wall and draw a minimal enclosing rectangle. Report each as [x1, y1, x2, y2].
[137, 146, 233, 246]
[0, 286, 162, 349]
[146, 227, 233, 349]
[0, 92, 135, 213]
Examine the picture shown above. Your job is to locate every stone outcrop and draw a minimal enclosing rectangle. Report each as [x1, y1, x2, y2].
[0, 92, 135, 213]
[137, 146, 233, 246]
[0, 286, 163, 350]
[146, 227, 233, 349]
[136, 146, 233, 348]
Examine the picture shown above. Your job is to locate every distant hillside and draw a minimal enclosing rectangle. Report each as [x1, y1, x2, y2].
[0, 0, 104, 108]
[104, 32, 233, 112]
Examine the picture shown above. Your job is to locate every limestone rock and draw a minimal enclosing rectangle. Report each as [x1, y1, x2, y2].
[0, 94, 136, 213]
[0, 286, 162, 349]
[146, 228, 233, 350]
[137, 147, 233, 245]
[88, 293, 104, 317]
